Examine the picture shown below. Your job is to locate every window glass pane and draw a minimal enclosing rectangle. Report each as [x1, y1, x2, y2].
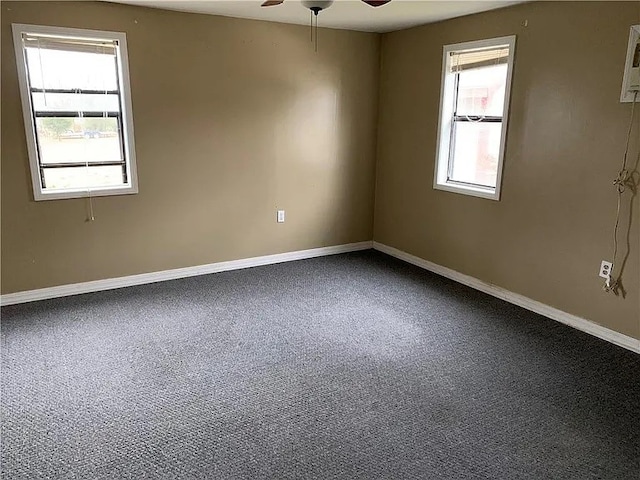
[35, 117, 122, 164]
[43, 165, 124, 190]
[456, 64, 507, 117]
[32, 92, 120, 113]
[450, 121, 502, 188]
[26, 47, 117, 91]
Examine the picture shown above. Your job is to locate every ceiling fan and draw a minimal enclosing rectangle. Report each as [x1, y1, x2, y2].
[260, 1, 392, 50]
[261, 1, 392, 8]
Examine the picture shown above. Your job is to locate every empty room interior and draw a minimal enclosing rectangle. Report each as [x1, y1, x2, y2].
[1, 0, 640, 478]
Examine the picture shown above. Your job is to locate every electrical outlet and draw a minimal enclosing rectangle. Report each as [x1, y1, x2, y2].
[277, 210, 285, 223]
[599, 261, 613, 279]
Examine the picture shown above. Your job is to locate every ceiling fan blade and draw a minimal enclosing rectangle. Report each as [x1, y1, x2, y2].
[361, 0, 391, 6]
[261, 0, 284, 6]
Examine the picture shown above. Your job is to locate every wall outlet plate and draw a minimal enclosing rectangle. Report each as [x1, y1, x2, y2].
[277, 210, 285, 223]
[599, 260, 613, 279]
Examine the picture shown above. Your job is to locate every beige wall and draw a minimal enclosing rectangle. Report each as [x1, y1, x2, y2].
[374, 1, 640, 339]
[1, 1, 380, 293]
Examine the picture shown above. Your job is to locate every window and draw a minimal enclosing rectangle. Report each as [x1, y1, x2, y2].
[433, 36, 516, 200]
[12, 24, 138, 201]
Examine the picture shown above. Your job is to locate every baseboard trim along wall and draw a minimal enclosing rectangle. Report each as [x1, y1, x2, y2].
[373, 242, 640, 354]
[3, 239, 637, 354]
[0, 241, 373, 307]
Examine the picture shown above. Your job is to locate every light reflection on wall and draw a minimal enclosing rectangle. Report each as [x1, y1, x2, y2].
[283, 85, 339, 167]
[274, 76, 347, 246]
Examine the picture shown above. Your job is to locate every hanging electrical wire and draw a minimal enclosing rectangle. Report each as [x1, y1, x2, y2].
[604, 90, 638, 295]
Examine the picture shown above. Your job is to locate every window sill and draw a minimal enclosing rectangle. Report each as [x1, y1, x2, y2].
[433, 181, 500, 201]
[33, 185, 138, 201]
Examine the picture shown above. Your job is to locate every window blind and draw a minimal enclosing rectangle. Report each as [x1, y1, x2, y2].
[449, 46, 509, 73]
[22, 34, 117, 55]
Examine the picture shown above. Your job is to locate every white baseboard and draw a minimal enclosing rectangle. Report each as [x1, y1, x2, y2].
[4, 239, 638, 354]
[373, 242, 640, 354]
[1, 241, 373, 307]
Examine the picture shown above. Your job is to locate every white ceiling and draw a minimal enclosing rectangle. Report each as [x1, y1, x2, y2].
[110, 0, 525, 33]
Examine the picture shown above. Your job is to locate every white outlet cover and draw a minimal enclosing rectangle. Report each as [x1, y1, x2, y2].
[599, 261, 613, 279]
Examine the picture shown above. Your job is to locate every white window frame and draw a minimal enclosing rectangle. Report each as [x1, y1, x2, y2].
[433, 35, 516, 201]
[12, 23, 138, 201]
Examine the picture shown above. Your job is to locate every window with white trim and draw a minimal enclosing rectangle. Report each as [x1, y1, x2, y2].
[434, 36, 516, 200]
[12, 24, 138, 201]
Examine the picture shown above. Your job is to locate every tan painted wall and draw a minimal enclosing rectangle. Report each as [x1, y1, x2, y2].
[374, 1, 640, 339]
[1, 1, 380, 293]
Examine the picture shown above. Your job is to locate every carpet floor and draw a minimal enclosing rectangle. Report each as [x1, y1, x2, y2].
[2, 250, 639, 479]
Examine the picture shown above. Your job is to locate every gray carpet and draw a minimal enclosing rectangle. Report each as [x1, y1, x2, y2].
[2, 250, 639, 479]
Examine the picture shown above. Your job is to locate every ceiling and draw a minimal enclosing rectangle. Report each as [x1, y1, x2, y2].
[110, 0, 526, 33]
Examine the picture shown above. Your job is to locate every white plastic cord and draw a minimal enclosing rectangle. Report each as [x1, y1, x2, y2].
[85, 159, 95, 222]
[37, 38, 47, 106]
[605, 90, 638, 294]
[86, 193, 95, 222]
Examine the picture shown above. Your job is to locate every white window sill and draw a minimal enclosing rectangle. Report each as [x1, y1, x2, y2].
[34, 185, 138, 201]
[433, 181, 499, 201]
